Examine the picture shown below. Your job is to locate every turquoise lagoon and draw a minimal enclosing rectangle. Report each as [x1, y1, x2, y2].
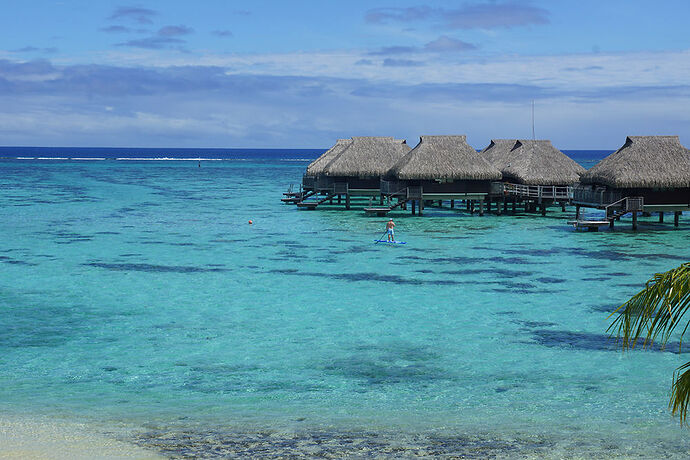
[1, 155, 689, 457]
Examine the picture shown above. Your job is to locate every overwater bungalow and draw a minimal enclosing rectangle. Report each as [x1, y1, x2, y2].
[480, 139, 517, 170]
[302, 138, 352, 191]
[573, 135, 690, 229]
[297, 136, 410, 209]
[282, 139, 352, 203]
[379, 135, 501, 215]
[484, 139, 585, 215]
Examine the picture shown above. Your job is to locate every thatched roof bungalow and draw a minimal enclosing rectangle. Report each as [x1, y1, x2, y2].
[480, 139, 517, 171]
[320, 136, 410, 196]
[387, 135, 500, 183]
[574, 136, 690, 213]
[302, 139, 352, 191]
[501, 140, 585, 186]
[381, 136, 501, 214]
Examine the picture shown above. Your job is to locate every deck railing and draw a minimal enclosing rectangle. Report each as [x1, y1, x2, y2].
[573, 185, 623, 207]
[407, 186, 423, 199]
[380, 179, 406, 196]
[314, 176, 334, 192]
[333, 182, 348, 194]
[502, 183, 573, 200]
[302, 175, 315, 189]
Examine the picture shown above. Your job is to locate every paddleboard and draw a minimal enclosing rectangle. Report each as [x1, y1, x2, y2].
[374, 240, 406, 244]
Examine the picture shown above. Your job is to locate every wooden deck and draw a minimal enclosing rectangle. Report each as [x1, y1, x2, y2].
[364, 207, 391, 216]
[567, 219, 611, 231]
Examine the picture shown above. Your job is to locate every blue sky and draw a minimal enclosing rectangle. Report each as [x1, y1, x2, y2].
[1, 1, 689, 149]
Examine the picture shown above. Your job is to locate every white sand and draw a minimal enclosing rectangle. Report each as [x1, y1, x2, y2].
[0, 415, 163, 460]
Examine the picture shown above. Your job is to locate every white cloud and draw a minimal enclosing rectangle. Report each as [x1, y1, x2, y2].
[84, 48, 690, 94]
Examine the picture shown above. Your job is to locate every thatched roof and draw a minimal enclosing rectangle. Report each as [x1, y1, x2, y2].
[501, 139, 586, 185]
[480, 139, 517, 170]
[323, 137, 410, 178]
[580, 136, 690, 188]
[388, 135, 502, 181]
[305, 139, 352, 177]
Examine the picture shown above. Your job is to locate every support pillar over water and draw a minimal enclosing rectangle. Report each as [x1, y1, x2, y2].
[675, 211, 681, 227]
[466, 200, 471, 211]
[503, 200, 508, 213]
[450, 199, 455, 209]
[576, 205, 581, 220]
[659, 212, 664, 223]
[338, 195, 341, 204]
[561, 202, 566, 212]
[411, 200, 416, 215]
[540, 204, 546, 216]
[479, 199, 484, 216]
[419, 198, 424, 216]
[470, 201, 475, 214]
[632, 211, 638, 230]
[345, 194, 350, 210]
[512, 201, 516, 213]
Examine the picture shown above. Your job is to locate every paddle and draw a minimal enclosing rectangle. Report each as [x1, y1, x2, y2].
[374, 229, 388, 244]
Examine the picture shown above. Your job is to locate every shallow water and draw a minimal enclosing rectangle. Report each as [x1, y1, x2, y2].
[1, 158, 689, 458]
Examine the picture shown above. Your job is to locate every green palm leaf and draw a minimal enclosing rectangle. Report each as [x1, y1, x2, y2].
[608, 262, 690, 424]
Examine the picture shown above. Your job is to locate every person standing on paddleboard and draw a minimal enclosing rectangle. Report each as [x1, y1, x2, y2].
[386, 218, 395, 242]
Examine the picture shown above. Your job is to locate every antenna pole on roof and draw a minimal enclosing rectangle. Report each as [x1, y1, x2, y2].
[531, 100, 535, 140]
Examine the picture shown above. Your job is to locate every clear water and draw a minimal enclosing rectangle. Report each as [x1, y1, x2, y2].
[1, 153, 689, 458]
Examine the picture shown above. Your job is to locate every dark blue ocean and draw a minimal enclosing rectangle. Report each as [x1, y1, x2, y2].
[0, 146, 606, 166]
[2, 146, 689, 458]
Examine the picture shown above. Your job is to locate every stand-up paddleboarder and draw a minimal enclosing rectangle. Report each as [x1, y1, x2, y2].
[386, 218, 395, 242]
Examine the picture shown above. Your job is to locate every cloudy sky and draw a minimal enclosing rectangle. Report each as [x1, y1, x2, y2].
[1, 0, 689, 149]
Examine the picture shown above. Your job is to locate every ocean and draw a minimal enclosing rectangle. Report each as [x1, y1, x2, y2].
[1, 147, 689, 458]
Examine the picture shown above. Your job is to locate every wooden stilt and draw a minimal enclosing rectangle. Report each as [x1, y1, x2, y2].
[512, 201, 516, 213]
[419, 198, 424, 216]
[576, 205, 580, 219]
[470, 201, 475, 214]
[466, 200, 470, 211]
[632, 211, 638, 230]
[479, 199, 484, 216]
[497, 201, 502, 215]
[450, 199, 454, 209]
[540, 204, 546, 216]
[345, 194, 350, 210]
[659, 212, 664, 223]
[675, 211, 681, 227]
[525, 201, 529, 212]
[503, 200, 508, 213]
[338, 194, 342, 204]
[411, 200, 416, 215]
[561, 202, 566, 212]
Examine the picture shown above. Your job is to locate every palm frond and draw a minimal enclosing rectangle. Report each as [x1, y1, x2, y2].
[671, 362, 690, 425]
[608, 262, 690, 352]
[609, 262, 690, 425]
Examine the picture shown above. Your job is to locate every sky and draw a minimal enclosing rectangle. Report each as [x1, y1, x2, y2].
[0, 0, 689, 149]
